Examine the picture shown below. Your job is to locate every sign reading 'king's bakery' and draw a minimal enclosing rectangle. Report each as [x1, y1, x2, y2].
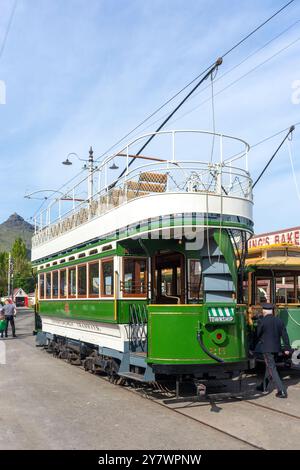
[248, 227, 300, 249]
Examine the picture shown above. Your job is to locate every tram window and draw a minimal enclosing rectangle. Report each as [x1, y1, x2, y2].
[255, 278, 272, 304]
[247, 251, 262, 259]
[123, 258, 147, 296]
[68, 267, 76, 297]
[77, 264, 87, 297]
[188, 260, 202, 300]
[267, 250, 286, 258]
[161, 268, 173, 296]
[276, 276, 297, 303]
[101, 259, 114, 296]
[297, 276, 300, 302]
[288, 251, 300, 257]
[45, 273, 51, 299]
[89, 262, 100, 297]
[52, 271, 59, 298]
[39, 273, 45, 299]
[102, 244, 112, 252]
[60, 269, 67, 298]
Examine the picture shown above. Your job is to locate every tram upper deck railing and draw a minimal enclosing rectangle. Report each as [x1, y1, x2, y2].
[32, 130, 252, 248]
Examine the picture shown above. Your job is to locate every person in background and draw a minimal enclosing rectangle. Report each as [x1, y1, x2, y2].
[1, 298, 17, 338]
[0, 306, 6, 339]
[255, 303, 291, 398]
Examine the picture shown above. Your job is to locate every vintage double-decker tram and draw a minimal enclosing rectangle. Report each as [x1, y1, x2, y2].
[32, 130, 254, 390]
[246, 227, 300, 366]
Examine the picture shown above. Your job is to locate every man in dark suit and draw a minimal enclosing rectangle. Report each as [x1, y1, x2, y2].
[255, 303, 291, 398]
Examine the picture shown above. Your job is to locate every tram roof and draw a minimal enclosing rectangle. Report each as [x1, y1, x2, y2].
[248, 243, 300, 252]
[245, 256, 300, 268]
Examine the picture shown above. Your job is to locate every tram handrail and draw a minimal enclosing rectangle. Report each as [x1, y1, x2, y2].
[32, 129, 252, 246]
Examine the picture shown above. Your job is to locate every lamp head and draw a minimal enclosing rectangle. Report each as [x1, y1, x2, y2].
[62, 158, 73, 166]
[109, 162, 119, 170]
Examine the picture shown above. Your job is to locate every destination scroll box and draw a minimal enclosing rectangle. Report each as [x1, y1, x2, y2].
[207, 307, 235, 323]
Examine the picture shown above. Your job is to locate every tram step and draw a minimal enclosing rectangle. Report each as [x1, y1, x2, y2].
[118, 371, 146, 382]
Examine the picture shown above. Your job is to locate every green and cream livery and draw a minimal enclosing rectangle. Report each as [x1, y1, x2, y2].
[32, 130, 253, 383]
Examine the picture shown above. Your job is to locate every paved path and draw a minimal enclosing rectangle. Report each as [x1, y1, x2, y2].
[0, 311, 253, 450]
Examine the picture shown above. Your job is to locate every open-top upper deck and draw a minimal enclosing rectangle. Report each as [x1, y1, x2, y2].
[31, 130, 253, 261]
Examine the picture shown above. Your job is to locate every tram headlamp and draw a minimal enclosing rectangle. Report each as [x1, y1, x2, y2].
[211, 329, 227, 345]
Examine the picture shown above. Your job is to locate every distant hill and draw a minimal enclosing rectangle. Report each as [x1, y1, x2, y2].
[0, 213, 34, 254]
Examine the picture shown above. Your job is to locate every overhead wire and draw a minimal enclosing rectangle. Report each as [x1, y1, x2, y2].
[182, 19, 300, 115]
[94, 0, 296, 163]
[31, 0, 297, 210]
[287, 135, 300, 202]
[0, 0, 18, 61]
[164, 35, 300, 128]
[225, 121, 300, 163]
[36, 41, 300, 216]
[116, 18, 300, 145]
[114, 58, 223, 182]
[252, 126, 295, 188]
[82, 26, 300, 195]
[221, 0, 295, 58]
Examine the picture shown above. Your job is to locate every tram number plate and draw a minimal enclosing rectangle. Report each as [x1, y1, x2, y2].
[208, 307, 235, 323]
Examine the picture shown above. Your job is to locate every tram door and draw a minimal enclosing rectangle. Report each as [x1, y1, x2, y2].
[152, 252, 185, 304]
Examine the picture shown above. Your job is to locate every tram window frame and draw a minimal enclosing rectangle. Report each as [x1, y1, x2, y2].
[267, 250, 286, 258]
[297, 276, 300, 302]
[68, 266, 77, 298]
[39, 273, 45, 299]
[101, 258, 114, 297]
[275, 275, 298, 304]
[77, 263, 87, 298]
[255, 277, 273, 304]
[88, 261, 100, 298]
[45, 272, 51, 299]
[122, 257, 148, 297]
[52, 270, 59, 298]
[59, 269, 67, 299]
[188, 259, 203, 301]
[288, 251, 300, 257]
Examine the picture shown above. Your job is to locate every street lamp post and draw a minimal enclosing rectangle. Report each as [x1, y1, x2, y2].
[62, 147, 97, 200]
[87, 146, 94, 200]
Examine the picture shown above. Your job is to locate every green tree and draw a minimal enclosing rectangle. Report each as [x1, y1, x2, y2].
[11, 238, 35, 294]
[11, 237, 27, 272]
[0, 252, 8, 296]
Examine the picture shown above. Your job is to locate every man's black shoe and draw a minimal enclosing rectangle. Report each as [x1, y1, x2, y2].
[13, 335, 17, 338]
[276, 391, 288, 398]
[256, 383, 265, 392]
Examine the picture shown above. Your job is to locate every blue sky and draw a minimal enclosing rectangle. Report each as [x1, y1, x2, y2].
[0, 0, 299, 234]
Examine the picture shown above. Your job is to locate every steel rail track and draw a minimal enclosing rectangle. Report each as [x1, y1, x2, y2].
[242, 399, 300, 421]
[15, 311, 298, 450]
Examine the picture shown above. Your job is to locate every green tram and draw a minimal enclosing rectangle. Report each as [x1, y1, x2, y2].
[246, 230, 300, 366]
[33, 130, 254, 389]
